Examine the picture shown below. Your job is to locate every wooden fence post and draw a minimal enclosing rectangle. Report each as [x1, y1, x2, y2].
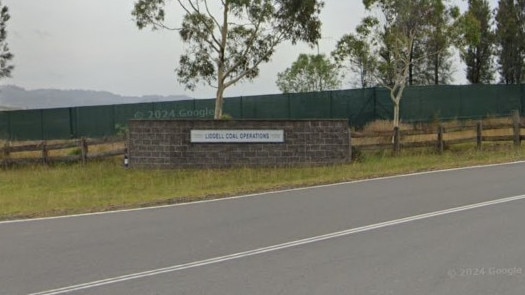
[437, 125, 444, 154]
[349, 130, 352, 162]
[476, 121, 483, 151]
[393, 127, 400, 156]
[41, 141, 49, 165]
[80, 137, 88, 164]
[2, 142, 9, 168]
[512, 110, 521, 147]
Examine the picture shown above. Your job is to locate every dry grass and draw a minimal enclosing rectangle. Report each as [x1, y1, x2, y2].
[353, 117, 521, 147]
[362, 120, 413, 132]
[0, 138, 126, 160]
[1, 146, 524, 221]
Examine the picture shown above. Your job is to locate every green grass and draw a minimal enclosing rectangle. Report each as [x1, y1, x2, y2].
[0, 145, 523, 221]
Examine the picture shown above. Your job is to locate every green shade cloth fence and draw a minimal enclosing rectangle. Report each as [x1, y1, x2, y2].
[1, 84, 523, 140]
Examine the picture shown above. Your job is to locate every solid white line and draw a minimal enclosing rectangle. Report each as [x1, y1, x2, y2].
[2, 160, 524, 225]
[29, 193, 525, 295]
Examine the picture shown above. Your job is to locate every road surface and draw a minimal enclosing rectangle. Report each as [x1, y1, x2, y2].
[1, 162, 525, 294]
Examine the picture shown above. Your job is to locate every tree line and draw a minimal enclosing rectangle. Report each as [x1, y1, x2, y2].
[4, 1, 525, 122]
[333, 0, 525, 88]
[281, 0, 525, 91]
[132, 1, 525, 122]
[281, 0, 525, 127]
[2, 1, 520, 125]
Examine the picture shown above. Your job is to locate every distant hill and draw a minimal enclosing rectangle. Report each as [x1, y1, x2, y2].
[0, 85, 193, 110]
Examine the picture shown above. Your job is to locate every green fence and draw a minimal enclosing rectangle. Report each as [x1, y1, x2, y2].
[0, 84, 524, 140]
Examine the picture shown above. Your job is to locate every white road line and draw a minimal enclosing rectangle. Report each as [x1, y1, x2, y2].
[29, 193, 525, 295]
[2, 160, 524, 225]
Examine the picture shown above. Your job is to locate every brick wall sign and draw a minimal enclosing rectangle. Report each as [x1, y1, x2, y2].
[128, 120, 351, 169]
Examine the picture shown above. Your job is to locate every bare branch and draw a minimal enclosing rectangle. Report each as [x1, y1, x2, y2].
[222, 14, 266, 81]
[224, 32, 286, 88]
[178, 0, 222, 52]
[204, 0, 221, 29]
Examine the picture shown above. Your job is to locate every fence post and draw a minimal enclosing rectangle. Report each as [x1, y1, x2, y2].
[2, 142, 10, 168]
[512, 110, 521, 147]
[437, 125, 444, 154]
[476, 121, 483, 151]
[41, 141, 49, 165]
[80, 137, 88, 164]
[393, 127, 400, 156]
[348, 129, 353, 162]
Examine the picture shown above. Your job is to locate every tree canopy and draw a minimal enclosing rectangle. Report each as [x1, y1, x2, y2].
[495, 0, 525, 84]
[276, 53, 341, 93]
[132, 0, 324, 119]
[331, 18, 378, 88]
[0, 1, 13, 79]
[338, 0, 459, 127]
[460, 0, 495, 84]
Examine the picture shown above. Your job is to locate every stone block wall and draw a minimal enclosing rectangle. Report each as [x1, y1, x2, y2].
[128, 120, 351, 169]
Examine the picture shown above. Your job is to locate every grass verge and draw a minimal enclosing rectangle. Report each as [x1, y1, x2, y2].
[0, 144, 523, 221]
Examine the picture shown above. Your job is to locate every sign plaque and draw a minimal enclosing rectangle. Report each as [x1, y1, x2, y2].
[191, 130, 284, 143]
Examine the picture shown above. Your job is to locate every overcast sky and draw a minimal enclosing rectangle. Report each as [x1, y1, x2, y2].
[2, 0, 497, 99]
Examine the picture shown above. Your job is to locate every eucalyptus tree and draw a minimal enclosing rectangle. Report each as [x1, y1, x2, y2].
[495, 0, 525, 84]
[132, 0, 324, 119]
[413, 0, 459, 85]
[331, 17, 378, 88]
[276, 53, 342, 93]
[0, 1, 13, 79]
[460, 0, 495, 84]
[352, 0, 456, 128]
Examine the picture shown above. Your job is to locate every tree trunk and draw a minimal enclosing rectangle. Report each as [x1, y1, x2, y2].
[409, 42, 414, 85]
[434, 51, 439, 85]
[214, 86, 225, 119]
[393, 101, 400, 128]
[214, 1, 229, 120]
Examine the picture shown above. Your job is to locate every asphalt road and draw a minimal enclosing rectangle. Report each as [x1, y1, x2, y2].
[1, 162, 525, 295]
